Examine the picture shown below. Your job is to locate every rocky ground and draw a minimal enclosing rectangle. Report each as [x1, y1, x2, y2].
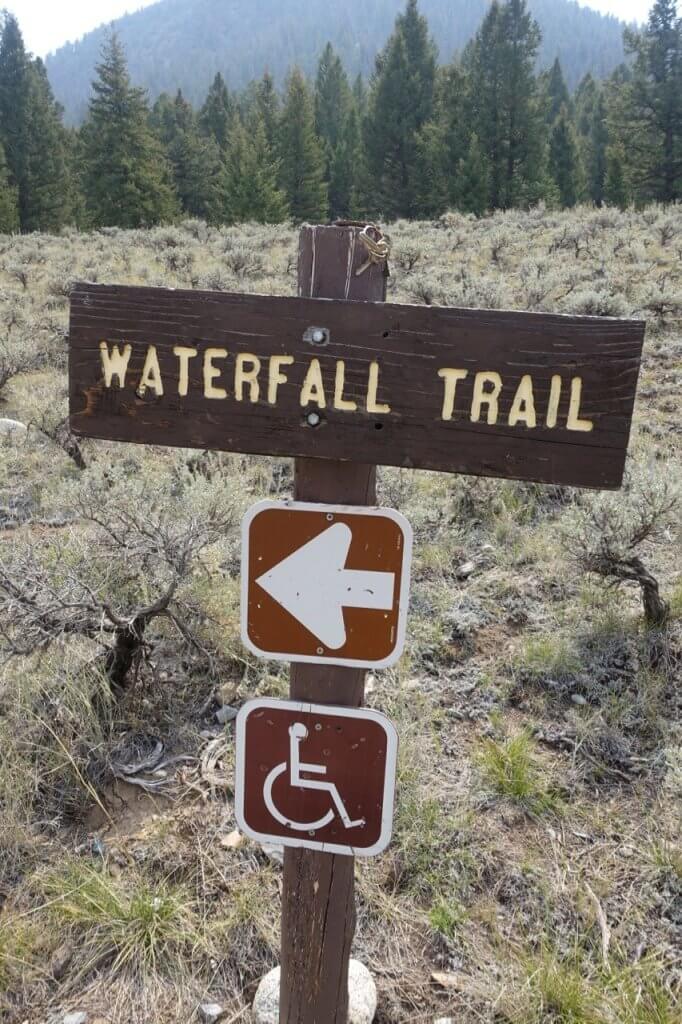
[0, 206, 680, 1023]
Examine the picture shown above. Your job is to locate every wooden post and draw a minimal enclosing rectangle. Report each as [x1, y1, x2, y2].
[279, 224, 388, 1024]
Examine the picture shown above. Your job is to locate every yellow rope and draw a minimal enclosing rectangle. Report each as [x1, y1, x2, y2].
[355, 224, 391, 276]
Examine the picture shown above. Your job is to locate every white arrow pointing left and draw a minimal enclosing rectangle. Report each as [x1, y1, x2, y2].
[255, 523, 395, 649]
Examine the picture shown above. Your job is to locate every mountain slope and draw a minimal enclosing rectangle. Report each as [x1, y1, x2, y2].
[46, 0, 629, 125]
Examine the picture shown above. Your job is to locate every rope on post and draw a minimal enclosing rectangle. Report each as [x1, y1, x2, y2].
[355, 224, 391, 277]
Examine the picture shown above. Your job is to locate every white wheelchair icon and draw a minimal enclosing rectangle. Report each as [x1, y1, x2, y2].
[264, 723, 366, 832]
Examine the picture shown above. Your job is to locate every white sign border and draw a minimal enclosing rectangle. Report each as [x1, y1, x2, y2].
[234, 697, 399, 858]
[240, 499, 413, 669]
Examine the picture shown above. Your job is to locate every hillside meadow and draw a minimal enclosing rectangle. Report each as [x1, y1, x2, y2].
[0, 206, 680, 1023]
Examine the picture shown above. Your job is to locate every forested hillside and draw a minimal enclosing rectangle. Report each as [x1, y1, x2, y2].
[46, 0, 629, 124]
[2, 0, 681, 236]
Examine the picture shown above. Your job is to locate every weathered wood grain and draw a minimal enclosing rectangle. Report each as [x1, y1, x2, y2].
[69, 272, 645, 488]
[280, 226, 387, 1024]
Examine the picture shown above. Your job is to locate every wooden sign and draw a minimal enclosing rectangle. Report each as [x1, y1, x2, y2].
[235, 698, 398, 857]
[69, 283, 645, 489]
[241, 501, 412, 668]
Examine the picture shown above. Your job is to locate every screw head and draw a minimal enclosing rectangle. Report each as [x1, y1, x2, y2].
[304, 326, 329, 345]
[306, 412, 321, 427]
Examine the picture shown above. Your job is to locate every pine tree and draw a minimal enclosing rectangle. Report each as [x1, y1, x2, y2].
[278, 68, 328, 223]
[315, 44, 356, 217]
[604, 142, 630, 208]
[329, 105, 361, 219]
[254, 73, 280, 150]
[81, 33, 178, 228]
[465, 0, 547, 209]
[0, 13, 28, 201]
[549, 104, 580, 207]
[21, 60, 71, 231]
[0, 140, 19, 232]
[414, 121, 449, 217]
[315, 43, 352, 152]
[362, 0, 437, 218]
[456, 132, 489, 216]
[199, 72, 234, 151]
[543, 57, 570, 123]
[352, 74, 367, 118]
[576, 75, 609, 205]
[63, 128, 88, 228]
[618, 0, 682, 201]
[154, 90, 220, 220]
[0, 17, 72, 232]
[420, 63, 469, 213]
[219, 115, 288, 224]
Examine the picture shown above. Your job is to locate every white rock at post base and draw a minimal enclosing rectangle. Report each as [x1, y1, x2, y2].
[253, 960, 377, 1023]
[199, 1004, 224, 1023]
[0, 419, 27, 438]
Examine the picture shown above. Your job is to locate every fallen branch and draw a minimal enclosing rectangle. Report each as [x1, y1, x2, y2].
[585, 881, 611, 967]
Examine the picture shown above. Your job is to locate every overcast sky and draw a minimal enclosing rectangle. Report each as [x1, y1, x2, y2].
[13, 0, 656, 59]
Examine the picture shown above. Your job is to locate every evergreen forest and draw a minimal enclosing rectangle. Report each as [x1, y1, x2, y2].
[0, 0, 681, 234]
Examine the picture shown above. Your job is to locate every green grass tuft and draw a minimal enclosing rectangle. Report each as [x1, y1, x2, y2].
[40, 862, 201, 976]
[476, 731, 559, 814]
[529, 956, 603, 1023]
[520, 633, 583, 680]
[428, 897, 466, 939]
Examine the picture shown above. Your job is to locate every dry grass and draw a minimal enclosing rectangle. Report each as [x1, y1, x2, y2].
[0, 205, 680, 1023]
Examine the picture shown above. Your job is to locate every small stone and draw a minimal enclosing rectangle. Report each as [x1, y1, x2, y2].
[434, 1019, 456, 1024]
[217, 681, 239, 706]
[261, 842, 284, 865]
[431, 971, 461, 989]
[216, 705, 238, 725]
[0, 419, 27, 438]
[220, 829, 245, 850]
[571, 694, 588, 706]
[455, 561, 475, 580]
[63, 1013, 88, 1024]
[50, 943, 73, 980]
[253, 960, 377, 1023]
[199, 1004, 224, 1023]
[200, 728, 220, 740]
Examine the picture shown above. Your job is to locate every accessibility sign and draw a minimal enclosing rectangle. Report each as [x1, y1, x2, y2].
[235, 698, 398, 857]
[241, 501, 412, 668]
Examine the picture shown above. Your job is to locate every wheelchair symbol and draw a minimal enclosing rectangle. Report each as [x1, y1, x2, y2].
[264, 722, 366, 832]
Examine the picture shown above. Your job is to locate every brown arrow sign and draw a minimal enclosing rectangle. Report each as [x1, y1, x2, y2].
[241, 501, 413, 669]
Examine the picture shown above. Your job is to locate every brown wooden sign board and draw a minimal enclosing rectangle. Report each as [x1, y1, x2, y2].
[69, 282, 645, 490]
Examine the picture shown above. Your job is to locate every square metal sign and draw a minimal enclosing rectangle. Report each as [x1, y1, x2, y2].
[241, 501, 413, 669]
[235, 698, 399, 857]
